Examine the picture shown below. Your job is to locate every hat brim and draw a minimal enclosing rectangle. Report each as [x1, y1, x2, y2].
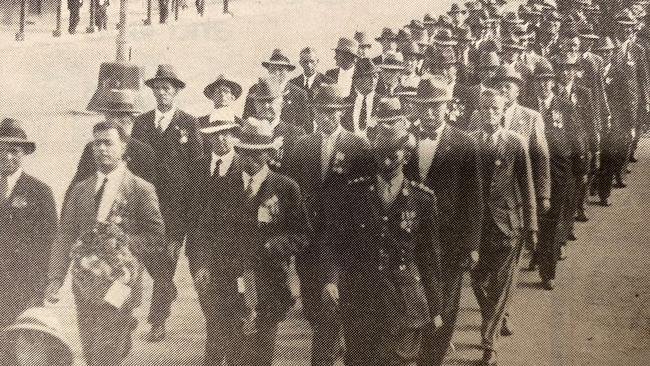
[406, 96, 452, 104]
[144, 77, 186, 89]
[616, 20, 638, 26]
[333, 48, 360, 57]
[376, 36, 397, 41]
[200, 123, 240, 134]
[309, 102, 354, 109]
[204, 79, 243, 100]
[261, 61, 297, 71]
[4, 324, 73, 361]
[96, 105, 141, 114]
[579, 33, 600, 40]
[0, 137, 35, 154]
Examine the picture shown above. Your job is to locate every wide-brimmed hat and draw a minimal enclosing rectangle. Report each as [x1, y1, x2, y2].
[593, 36, 616, 51]
[423, 13, 436, 25]
[477, 51, 501, 70]
[0, 118, 35, 154]
[200, 109, 241, 134]
[145, 64, 186, 89]
[448, 3, 466, 14]
[261, 49, 296, 71]
[402, 42, 425, 58]
[436, 14, 455, 29]
[3, 307, 73, 365]
[96, 88, 141, 114]
[407, 76, 453, 104]
[354, 31, 373, 47]
[465, 1, 482, 13]
[407, 19, 425, 31]
[376, 27, 398, 41]
[429, 47, 458, 66]
[375, 97, 407, 124]
[203, 75, 243, 100]
[577, 22, 599, 40]
[431, 28, 458, 46]
[333, 37, 360, 57]
[454, 26, 476, 42]
[490, 64, 523, 86]
[250, 78, 288, 100]
[310, 84, 353, 109]
[353, 58, 379, 79]
[379, 52, 405, 70]
[533, 59, 556, 79]
[397, 28, 413, 42]
[615, 9, 638, 25]
[235, 117, 282, 151]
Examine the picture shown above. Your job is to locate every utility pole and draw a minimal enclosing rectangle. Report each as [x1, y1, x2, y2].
[53, 0, 62, 37]
[87, 0, 96, 33]
[116, 0, 130, 61]
[15, 0, 27, 41]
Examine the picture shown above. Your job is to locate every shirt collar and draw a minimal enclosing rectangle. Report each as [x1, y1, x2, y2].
[97, 162, 126, 182]
[340, 65, 355, 76]
[304, 73, 317, 86]
[377, 170, 404, 191]
[212, 149, 235, 175]
[4, 168, 23, 195]
[155, 106, 176, 119]
[322, 124, 343, 142]
[242, 164, 270, 189]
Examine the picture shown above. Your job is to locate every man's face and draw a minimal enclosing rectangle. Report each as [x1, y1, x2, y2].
[354, 74, 379, 95]
[373, 134, 409, 175]
[237, 149, 270, 175]
[497, 80, 520, 105]
[15, 331, 49, 366]
[479, 93, 506, 133]
[358, 45, 372, 57]
[211, 85, 236, 108]
[314, 107, 342, 135]
[556, 66, 577, 85]
[535, 78, 555, 99]
[266, 65, 290, 84]
[299, 51, 318, 77]
[254, 97, 283, 121]
[151, 80, 179, 109]
[104, 113, 134, 136]
[380, 69, 402, 89]
[206, 130, 235, 156]
[450, 12, 465, 25]
[562, 37, 581, 56]
[380, 39, 397, 53]
[414, 101, 447, 128]
[334, 51, 356, 70]
[92, 128, 126, 172]
[436, 64, 457, 84]
[0, 142, 25, 176]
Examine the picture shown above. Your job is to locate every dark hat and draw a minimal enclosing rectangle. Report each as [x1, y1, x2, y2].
[0, 118, 35, 154]
[397, 28, 413, 42]
[412, 29, 430, 46]
[593, 36, 616, 51]
[533, 59, 556, 79]
[408, 76, 454, 104]
[407, 19, 425, 30]
[376, 27, 398, 41]
[353, 58, 379, 78]
[490, 64, 523, 85]
[379, 52, 406, 70]
[145, 64, 186, 89]
[250, 78, 288, 100]
[454, 26, 476, 42]
[429, 47, 458, 66]
[203, 75, 243, 100]
[552, 53, 580, 68]
[615, 9, 638, 25]
[448, 3, 466, 14]
[374, 97, 407, 123]
[262, 49, 296, 71]
[560, 21, 580, 39]
[436, 14, 455, 29]
[86, 62, 146, 113]
[200, 114, 241, 134]
[402, 42, 425, 58]
[502, 11, 525, 24]
[423, 13, 436, 25]
[541, 0, 557, 10]
[431, 28, 459, 46]
[466, 11, 485, 27]
[477, 51, 501, 70]
[235, 117, 282, 151]
[577, 22, 599, 40]
[310, 84, 354, 109]
[544, 9, 562, 21]
[96, 89, 141, 114]
[354, 31, 373, 47]
[465, 1, 482, 13]
[333, 37, 360, 57]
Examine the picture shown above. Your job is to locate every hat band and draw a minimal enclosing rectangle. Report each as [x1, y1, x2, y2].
[237, 134, 275, 146]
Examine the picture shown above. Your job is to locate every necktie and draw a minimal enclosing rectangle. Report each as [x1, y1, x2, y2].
[383, 181, 395, 207]
[0, 175, 8, 204]
[211, 159, 222, 178]
[359, 98, 368, 131]
[156, 115, 165, 134]
[421, 128, 438, 141]
[305, 76, 310, 89]
[244, 176, 255, 198]
[95, 177, 108, 214]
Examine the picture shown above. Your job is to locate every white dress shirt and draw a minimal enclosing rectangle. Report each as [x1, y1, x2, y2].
[95, 163, 127, 222]
[2, 168, 23, 199]
[538, 93, 554, 113]
[352, 91, 375, 134]
[304, 73, 317, 89]
[337, 66, 355, 95]
[154, 106, 177, 132]
[242, 164, 270, 197]
[210, 150, 235, 177]
[377, 171, 404, 206]
[321, 125, 343, 178]
[418, 123, 446, 179]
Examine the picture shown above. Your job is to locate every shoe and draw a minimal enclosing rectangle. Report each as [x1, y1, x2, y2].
[575, 213, 588, 222]
[567, 233, 577, 241]
[146, 324, 166, 343]
[599, 198, 611, 207]
[481, 350, 498, 366]
[500, 317, 513, 337]
[541, 279, 555, 290]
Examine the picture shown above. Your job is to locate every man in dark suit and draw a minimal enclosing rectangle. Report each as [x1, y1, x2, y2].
[197, 75, 242, 153]
[403, 77, 483, 366]
[285, 84, 371, 366]
[326, 38, 360, 97]
[243, 49, 312, 133]
[470, 90, 537, 366]
[67, 0, 83, 34]
[461, 51, 501, 131]
[373, 28, 398, 66]
[289, 47, 333, 132]
[342, 58, 381, 138]
[46, 121, 165, 366]
[132, 64, 203, 342]
[321, 125, 444, 366]
[0, 119, 57, 337]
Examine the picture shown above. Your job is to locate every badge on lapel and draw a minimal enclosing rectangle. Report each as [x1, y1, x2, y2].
[400, 211, 416, 233]
[551, 110, 563, 129]
[11, 195, 27, 209]
[332, 151, 346, 174]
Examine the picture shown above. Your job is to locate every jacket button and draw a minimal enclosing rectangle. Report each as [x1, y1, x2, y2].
[382, 216, 388, 221]
[360, 224, 365, 228]
[380, 233, 386, 238]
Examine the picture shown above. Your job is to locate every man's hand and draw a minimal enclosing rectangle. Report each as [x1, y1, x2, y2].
[194, 267, 210, 294]
[432, 314, 444, 328]
[168, 240, 183, 259]
[541, 198, 551, 214]
[44, 279, 62, 304]
[322, 283, 339, 310]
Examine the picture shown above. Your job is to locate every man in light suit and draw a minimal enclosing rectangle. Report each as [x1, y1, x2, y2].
[285, 84, 372, 366]
[326, 38, 360, 97]
[133, 64, 203, 342]
[46, 121, 165, 366]
[470, 90, 537, 366]
[403, 77, 483, 366]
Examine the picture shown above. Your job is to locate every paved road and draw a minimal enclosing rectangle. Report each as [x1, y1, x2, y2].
[1, 0, 648, 364]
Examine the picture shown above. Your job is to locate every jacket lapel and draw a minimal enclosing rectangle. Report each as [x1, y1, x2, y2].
[428, 125, 453, 177]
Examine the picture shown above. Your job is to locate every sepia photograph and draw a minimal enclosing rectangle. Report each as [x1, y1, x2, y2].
[0, 0, 648, 365]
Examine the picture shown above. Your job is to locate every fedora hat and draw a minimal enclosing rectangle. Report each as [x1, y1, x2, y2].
[235, 117, 282, 151]
[250, 78, 288, 100]
[490, 64, 523, 86]
[96, 88, 141, 114]
[4, 308, 73, 365]
[435, 14, 455, 29]
[333, 37, 360, 57]
[465, 1, 482, 13]
[454, 26, 476, 42]
[593, 36, 616, 51]
[407, 19, 425, 30]
[407, 76, 453, 104]
[578, 22, 599, 40]
[310, 84, 353, 109]
[429, 47, 458, 66]
[379, 52, 406, 70]
[402, 42, 424, 58]
[262, 49, 296, 71]
[533, 59, 556, 79]
[0, 118, 35, 154]
[200, 114, 242, 134]
[354, 31, 373, 47]
[203, 75, 243, 100]
[423, 13, 436, 25]
[448, 3, 466, 14]
[353, 58, 379, 79]
[86, 61, 146, 113]
[615, 9, 638, 25]
[397, 28, 413, 42]
[376, 27, 398, 41]
[375, 97, 407, 124]
[431, 28, 458, 46]
[145, 64, 186, 89]
[477, 51, 501, 70]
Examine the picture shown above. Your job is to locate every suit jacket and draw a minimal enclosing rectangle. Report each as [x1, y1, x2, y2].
[580, 52, 610, 126]
[289, 72, 332, 98]
[132, 109, 202, 240]
[243, 82, 312, 133]
[320, 177, 444, 330]
[341, 92, 382, 135]
[562, 82, 596, 161]
[0, 173, 57, 298]
[470, 130, 537, 239]
[49, 169, 165, 308]
[270, 120, 307, 174]
[609, 39, 650, 128]
[403, 124, 483, 263]
[538, 96, 579, 190]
